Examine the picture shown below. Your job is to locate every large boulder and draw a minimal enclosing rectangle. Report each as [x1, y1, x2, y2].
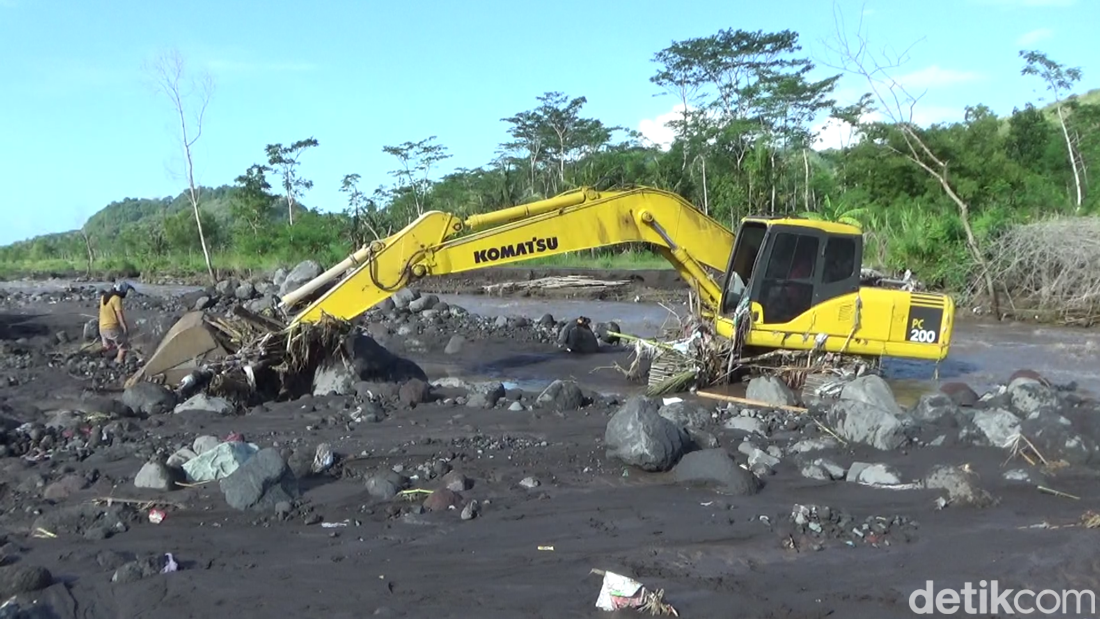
[174, 393, 234, 415]
[1006, 378, 1060, 417]
[826, 400, 907, 450]
[535, 380, 585, 410]
[970, 408, 1021, 447]
[219, 448, 299, 511]
[313, 359, 357, 396]
[558, 321, 600, 354]
[924, 464, 995, 507]
[344, 334, 428, 383]
[839, 375, 903, 417]
[672, 449, 761, 495]
[121, 382, 177, 416]
[746, 376, 798, 407]
[604, 396, 688, 472]
[278, 260, 323, 296]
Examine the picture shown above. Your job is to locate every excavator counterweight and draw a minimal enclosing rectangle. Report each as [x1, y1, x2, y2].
[279, 185, 954, 364]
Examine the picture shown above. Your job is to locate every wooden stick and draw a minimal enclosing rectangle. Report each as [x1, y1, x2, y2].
[1038, 485, 1080, 500]
[696, 390, 808, 413]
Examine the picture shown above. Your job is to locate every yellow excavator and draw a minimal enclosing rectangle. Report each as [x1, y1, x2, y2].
[278, 185, 954, 364]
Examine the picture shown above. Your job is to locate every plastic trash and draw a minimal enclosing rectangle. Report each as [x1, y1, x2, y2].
[592, 569, 678, 616]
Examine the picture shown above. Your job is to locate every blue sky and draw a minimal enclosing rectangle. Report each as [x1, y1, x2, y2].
[0, 0, 1095, 245]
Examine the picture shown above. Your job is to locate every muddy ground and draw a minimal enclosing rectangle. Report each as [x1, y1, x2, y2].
[0, 280, 1099, 619]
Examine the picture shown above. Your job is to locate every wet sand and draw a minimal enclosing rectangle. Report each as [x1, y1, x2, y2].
[1, 276, 1099, 618]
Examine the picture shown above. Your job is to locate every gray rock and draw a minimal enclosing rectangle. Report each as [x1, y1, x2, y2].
[971, 408, 1021, 447]
[246, 295, 275, 313]
[826, 401, 906, 450]
[313, 359, 357, 396]
[840, 375, 903, 417]
[279, 260, 323, 296]
[788, 437, 840, 453]
[508, 401, 525, 412]
[1020, 412, 1094, 465]
[519, 476, 540, 489]
[193, 295, 213, 311]
[215, 279, 236, 296]
[366, 471, 407, 500]
[392, 289, 420, 309]
[723, 416, 766, 435]
[174, 393, 234, 415]
[536, 380, 585, 410]
[559, 321, 600, 353]
[737, 443, 780, 469]
[940, 382, 979, 407]
[537, 313, 555, 326]
[671, 449, 761, 495]
[494, 315, 510, 329]
[112, 555, 167, 584]
[924, 465, 994, 507]
[0, 565, 52, 596]
[465, 382, 505, 409]
[1007, 379, 1060, 417]
[444, 335, 466, 355]
[234, 282, 256, 300]
[122, 382, 177, 416]
[658, 402, 711, 429]
[408, 294, 438, 313]
[604, 396, 688, 472]
[219, 448, 299, 511]
[813, 458, 846, 479]
[461, 500, 478, 520]
[746, 376, 798, 407]
[193, 435, 220, 454]
[801, 464, 833, 480]
[344, 334, 428, 383]
[272, 268, 288, 286]
[83, 319, 99, 341]
[910, 393, 959, 424]
[849, 462, 902, 485]
[166, 448, 196, 468]
[135, 461, 176, 491]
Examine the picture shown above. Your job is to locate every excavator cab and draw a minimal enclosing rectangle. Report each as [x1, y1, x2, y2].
[716, 217, 952, 362]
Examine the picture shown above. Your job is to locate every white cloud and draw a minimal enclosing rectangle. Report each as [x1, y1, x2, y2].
[637, 103, 689, 151]
[810, 105, 963, 151]
[896, 65, 984, 90]
[1017, 27, 1054, 45]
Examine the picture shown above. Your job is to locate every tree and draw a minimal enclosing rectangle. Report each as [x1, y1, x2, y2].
[265, 138, 319, 226]
[145, 49, 216, 283]
[231, 164, 276, 233]
[821, 3, 999, 315]
[381, 136, 452, 218]
[1020, 50, 1085, 210]
[339, 173, 382, 247]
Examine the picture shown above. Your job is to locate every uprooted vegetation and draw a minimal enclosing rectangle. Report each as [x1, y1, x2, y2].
[987, 216, 1100, 325]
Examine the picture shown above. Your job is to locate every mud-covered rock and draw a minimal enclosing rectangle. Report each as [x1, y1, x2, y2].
[604, 396, 688, 472]
[0, 565, 52, 596]
[121, 382, 177, 416]
[558, 320, 599, 353]
[826, 401, 906, 450]
[344, 334, 428, 383]
[535, 380, 585, 410]
[746, 376, 798, 407]
[1007, 378, 1060, 417]
[910, 393, 959, 425]
[134, 461, 178, 491]
[219, 447, 299, 511]
[672, 448, 761, 495]
[112, 555, 169, 584]
[423, 488, 462, 512]
[174, 393, 234, 415]
[940, 382, 979, 407]
[659, 401, 711, 429]
[366, 471, 408, 500]
[924, 464, 995, 507]
[399, 378, 432, 407]
[970, 408, 1021, 447]
[1019, 412, 1095, 465]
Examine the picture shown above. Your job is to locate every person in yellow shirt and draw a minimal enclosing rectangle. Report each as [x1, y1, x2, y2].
[98, 281, 133, 363]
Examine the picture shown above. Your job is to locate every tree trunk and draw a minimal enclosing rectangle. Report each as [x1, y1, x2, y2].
[700, 156, 709, 216]
[1056, 105, 1083, 211]
[802, 148, 810, 210]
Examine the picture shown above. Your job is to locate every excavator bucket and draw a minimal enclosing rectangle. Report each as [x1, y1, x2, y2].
[124, 310, 227, 389]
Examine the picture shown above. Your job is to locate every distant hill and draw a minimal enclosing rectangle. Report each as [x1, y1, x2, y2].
[3, 184, 309, 251]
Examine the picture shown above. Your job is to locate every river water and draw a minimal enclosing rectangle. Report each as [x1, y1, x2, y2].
[6, 278, 1098, 401]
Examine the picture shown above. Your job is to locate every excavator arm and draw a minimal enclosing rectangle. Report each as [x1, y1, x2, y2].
[282, 186, 736, 325]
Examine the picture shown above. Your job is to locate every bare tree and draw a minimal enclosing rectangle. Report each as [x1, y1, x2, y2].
[1020, 50, 1085, 211]
[146, 49, 216, 283]
[820, 2, 999, 316]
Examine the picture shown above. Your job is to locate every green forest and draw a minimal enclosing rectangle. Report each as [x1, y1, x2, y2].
[3, 27, 1098, 319]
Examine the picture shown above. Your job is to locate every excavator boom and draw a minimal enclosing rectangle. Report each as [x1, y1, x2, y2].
[280, 184, 955, 365]
[284, 187, 735, 324]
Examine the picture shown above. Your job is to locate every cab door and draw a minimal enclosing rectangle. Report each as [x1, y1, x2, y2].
[746, 225, 825, 325]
